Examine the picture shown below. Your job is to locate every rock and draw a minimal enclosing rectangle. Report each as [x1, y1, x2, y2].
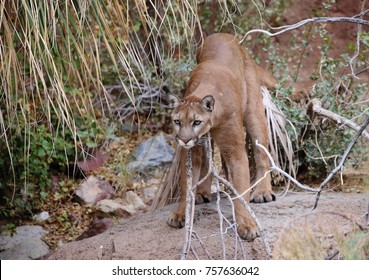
[124, 191, 147, 213]
[33, 211, 50, 222]
[96, 199, 131, 217]
[0, 225, 49, 260]
[127, 134, 174, 172]
[96, 191, 146, 217]
[75, 176, 114, 205]
[143, 186, 158, 203]
[77, 149, 109, 174]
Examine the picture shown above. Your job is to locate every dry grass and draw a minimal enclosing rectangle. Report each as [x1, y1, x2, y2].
[0, 0, 218, 205]
[273, 211, 368, 260]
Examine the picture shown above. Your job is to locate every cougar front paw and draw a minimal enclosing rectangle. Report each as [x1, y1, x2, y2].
[236, 214, 260, 241]
[167, 211, 185, 228]
[251, 189, 276, 203]
[195, 192, 212, 204]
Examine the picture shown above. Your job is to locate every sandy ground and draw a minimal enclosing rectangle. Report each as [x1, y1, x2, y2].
[48, 189, 368, 260]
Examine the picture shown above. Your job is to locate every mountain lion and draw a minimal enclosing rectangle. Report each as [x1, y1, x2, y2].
[167, 33, 276, 240]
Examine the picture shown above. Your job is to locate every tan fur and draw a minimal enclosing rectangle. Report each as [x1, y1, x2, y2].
[167, 33, 277, 240]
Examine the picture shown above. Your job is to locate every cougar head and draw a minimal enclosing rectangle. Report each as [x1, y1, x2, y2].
[168, 94, 214, 149]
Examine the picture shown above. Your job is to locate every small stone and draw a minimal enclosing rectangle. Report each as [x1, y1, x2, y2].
[96, 191, 146, 217]
[96, 199, 131, 217]
[127, 134, 174, 172]
[143, 186, 158, 203]
[33, 211, 50, 222]
[124, 191, 146, 212]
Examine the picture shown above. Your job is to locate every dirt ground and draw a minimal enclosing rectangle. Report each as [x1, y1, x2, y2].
[48, 187, 368, 260]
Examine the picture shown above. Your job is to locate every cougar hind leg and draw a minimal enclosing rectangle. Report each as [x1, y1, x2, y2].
[243, 67, 276, 203]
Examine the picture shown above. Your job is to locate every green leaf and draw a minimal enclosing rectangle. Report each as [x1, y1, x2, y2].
[37, 149, 46, 157]
[86, 141, 98, 148]
[40, 191, 48, 200]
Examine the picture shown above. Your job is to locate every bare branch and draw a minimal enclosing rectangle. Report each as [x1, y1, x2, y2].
[308, 99, 369, 141]
[349, 0, 367, 78]
[255, 141, 319, 193]
[181, 150, 195, 260]
[355, 66, 369, 76]
[191, 231, 213, 260]
[313, 114, 369, 209]
[239, 11, 369, 44]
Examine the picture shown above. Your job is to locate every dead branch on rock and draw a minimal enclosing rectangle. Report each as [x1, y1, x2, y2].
[308, 99, 369, 141]
[257, 122, 369, 217]
[313, 114, 369, 209]
[306, 97, 369, 210]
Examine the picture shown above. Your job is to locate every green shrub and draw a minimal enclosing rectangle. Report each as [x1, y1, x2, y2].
[264, 24, 369, 180]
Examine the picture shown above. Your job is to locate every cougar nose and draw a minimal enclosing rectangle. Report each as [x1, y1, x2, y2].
[181, 138, 191, 144]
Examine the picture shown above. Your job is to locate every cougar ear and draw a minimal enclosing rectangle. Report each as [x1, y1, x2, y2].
[201, 95, 215, 112]
[167, 94, 181, 108]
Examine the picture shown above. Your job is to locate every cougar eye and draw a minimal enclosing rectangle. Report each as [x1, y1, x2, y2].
[193, 120, 202, 126]
[174, 119, 181, 125]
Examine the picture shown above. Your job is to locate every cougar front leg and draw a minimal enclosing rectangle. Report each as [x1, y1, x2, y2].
[216, 129, 260, 241]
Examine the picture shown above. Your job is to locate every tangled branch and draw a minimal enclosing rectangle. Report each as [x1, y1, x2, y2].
[313, 114, 369, 209]
[256, 110, 369, 210]
[181, 134, 272, 260]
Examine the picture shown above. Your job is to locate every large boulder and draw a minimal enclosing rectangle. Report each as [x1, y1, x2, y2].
[0, 225, 49, 260]
[127, 134, 174, 172]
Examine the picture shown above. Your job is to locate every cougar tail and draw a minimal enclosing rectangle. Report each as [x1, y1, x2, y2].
[151, 146, 182, 210]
